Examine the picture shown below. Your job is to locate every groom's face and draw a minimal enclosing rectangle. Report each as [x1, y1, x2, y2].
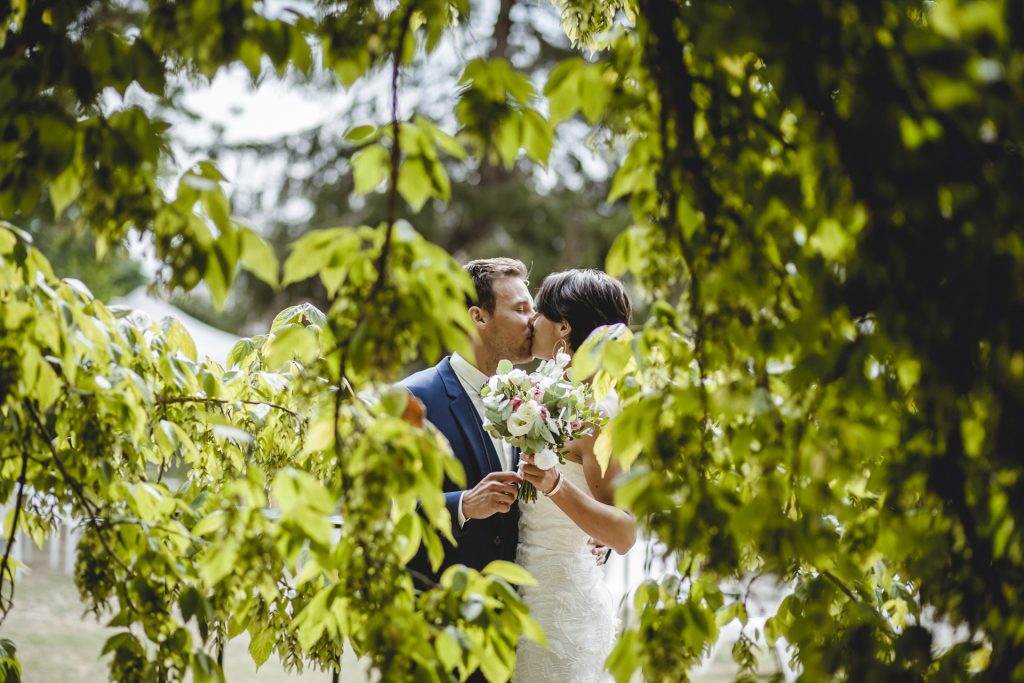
[479, 276, 535, 363]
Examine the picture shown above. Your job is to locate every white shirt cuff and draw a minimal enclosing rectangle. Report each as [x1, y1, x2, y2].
[457, 491, 467, 527]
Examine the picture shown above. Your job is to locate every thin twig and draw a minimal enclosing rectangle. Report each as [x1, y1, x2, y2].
[334, 5, 417, 465]
[820, 570, 858, 602]
[23, 400, 131, 573]
[0, 449, 29, 622]
[156, 395, 302, 420]
[103, 517, 204, 543]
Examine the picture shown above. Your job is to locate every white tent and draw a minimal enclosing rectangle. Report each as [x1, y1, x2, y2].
[110, 287, 240, 365]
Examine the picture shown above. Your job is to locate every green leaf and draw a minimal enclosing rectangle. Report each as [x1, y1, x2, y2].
[239, 227, 279, 288]
[416, 116, 467, 160]
[192, 652, 226, 683]
[494, 116, 521, 168]
[395, 512, 423, 565]
[809, 218, 854, 261]
[423, 524, 445, 571]
[203, 189, 232, 236]
[435, 627, 461, 671]
[519, 614, 548, 648]
[204, 229, 238, 309]
[352, 144, 389, 195]
[248, 627, 275, 669]
[162, 317, 197, 361]
[715, 600, 748, 627]
[544, 58, 584, 125]
[50, 165, 81, 218]
[521, 109, 553, 166]
[478, 647, 511, 683]
[101, 632, 144, 657]
[578, 65, 611, 123]
[282, 227, 354, 286]
[482, 560, 538, 586]
[345, 125, 377, 142]
[266, 324, 318, 369]
[606, 629, 640, 683]
[199, 539, 239, 585]
[238, 38, 263, 79]
[397, 156, 434, 211]
[192, 510, 228, 537]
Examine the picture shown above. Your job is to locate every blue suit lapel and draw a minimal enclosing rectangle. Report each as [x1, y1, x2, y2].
[437, 358, 502, 478]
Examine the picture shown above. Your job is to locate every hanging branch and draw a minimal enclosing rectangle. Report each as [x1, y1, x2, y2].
[0, 449, 29, 622]
[334, 2, 418, 492]
[156, 395, 302, 421]
[22, 401, 131, 574]
[638, 0, 713, 459]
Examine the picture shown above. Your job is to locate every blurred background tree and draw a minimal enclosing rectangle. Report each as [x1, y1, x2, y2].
[164, 0, 632, 333]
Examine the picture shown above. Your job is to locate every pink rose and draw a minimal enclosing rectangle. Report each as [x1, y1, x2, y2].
[512, 396, 523, 410]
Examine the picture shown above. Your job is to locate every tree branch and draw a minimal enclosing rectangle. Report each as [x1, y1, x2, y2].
[334, 2, 417, 491]
[640, 0, 713, 459]
[22, 401, 131, 574]
[156, 395, 302, 420]
[0, 449, 29, 622]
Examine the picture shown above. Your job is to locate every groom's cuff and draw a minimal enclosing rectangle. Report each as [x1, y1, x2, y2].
[444, 490, 464, 539]
[457, 492, 467, 528]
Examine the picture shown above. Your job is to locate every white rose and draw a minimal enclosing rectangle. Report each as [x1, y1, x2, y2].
[555, 351, 572, 366]
[533, 448, 560, 470]
[507, 399, 542, 437]
[487, 375, 501, 393]
[507, 369, 529, 386]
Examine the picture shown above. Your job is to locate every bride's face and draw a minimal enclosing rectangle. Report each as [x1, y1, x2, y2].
[530, 313, 569, 360]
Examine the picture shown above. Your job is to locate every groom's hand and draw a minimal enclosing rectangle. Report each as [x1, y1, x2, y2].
[588, 538, 612, 566]
[463, 471, 522, 520]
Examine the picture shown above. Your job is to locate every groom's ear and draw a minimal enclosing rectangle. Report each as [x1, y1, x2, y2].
[469, 306, 488, 327]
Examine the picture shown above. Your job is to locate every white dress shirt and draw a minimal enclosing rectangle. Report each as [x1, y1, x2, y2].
[450, 352, 515, 526]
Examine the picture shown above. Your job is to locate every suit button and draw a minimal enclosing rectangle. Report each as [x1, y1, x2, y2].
[493, 535, 502, 545]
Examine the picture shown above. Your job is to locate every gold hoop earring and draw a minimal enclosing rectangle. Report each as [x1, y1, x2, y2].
[552, 337, 569, 357]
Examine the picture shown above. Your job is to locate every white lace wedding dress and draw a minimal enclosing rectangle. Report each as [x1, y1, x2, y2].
[514, 459, 618, 682]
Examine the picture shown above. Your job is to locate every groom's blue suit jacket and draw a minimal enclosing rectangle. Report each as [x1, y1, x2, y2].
[401, 356, 519, 583]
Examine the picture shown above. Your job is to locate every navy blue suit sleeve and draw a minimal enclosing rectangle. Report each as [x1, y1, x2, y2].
[445, 490, 463, 539]
[402, 368, 467, 540]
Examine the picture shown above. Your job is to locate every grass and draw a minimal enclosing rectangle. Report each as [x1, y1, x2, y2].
[2, 552, 775, 682]
[2, 561, 365, 683]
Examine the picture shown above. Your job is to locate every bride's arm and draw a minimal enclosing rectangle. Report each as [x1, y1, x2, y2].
[521, 434, 637, 555]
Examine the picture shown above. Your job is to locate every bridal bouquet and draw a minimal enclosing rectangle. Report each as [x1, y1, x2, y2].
[480, 353, 603, 502]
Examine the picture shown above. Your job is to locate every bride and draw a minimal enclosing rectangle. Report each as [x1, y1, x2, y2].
[514, 269, 637, 683]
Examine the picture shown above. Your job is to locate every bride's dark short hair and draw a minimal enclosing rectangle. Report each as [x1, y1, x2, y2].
[535, 269, 632, 351]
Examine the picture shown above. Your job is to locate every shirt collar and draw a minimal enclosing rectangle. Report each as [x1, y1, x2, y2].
[450, 352, 489, 394]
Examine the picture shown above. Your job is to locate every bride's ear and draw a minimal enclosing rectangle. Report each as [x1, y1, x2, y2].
[560, 320, 572, 337]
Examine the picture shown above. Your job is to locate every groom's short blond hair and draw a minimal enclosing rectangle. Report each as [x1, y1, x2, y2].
[463, 258, 529, 312]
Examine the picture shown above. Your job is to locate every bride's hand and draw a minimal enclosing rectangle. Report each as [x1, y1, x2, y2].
[519, 454, 561, 495]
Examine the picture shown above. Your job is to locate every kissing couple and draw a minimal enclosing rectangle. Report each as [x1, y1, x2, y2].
[403, 257, 636, 683]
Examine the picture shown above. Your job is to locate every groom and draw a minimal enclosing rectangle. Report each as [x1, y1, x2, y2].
[402, 257, 534, 583]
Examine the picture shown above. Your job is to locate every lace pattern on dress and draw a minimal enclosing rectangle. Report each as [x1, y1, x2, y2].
[514, 460, 617, 683]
